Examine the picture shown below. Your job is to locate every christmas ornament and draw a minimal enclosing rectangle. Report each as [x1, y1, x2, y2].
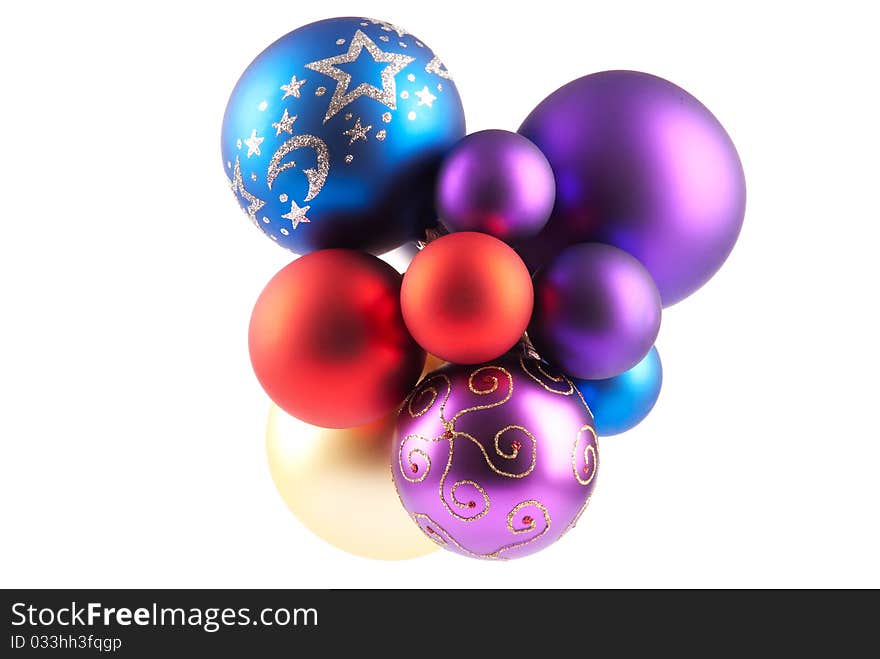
[530, 243, 661, 380]
[393, 352, 599, 559]
[436, 129, 554, 242]
[222, 17, 466, 255]
[225, 17, 748, 564]
[574, 346, 662, 436]
[266, 405, 439, 560]
[518, 70, 746, 306]
[249, 249, 425, 428]
[400, 232, 533, 364]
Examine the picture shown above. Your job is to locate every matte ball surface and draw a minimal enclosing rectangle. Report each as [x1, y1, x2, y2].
[266, 405, 439, 560]
[529, 243, 662, 380]
[222, 17, 466, 255]
[436, 130, 555, 242]
[518, 70, 746, 306]
[400, 232, 534, 364]
[575, 346, 662, 436]
[393, 354, 599, 559]
[249, 249, 425, 428]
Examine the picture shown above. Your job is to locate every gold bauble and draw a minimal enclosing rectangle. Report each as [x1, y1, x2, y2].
[266, 405, 439, 561]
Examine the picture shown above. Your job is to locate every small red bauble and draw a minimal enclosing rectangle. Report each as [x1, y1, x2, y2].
[249, 249, 425, 428]
[400, 232, 533, 364]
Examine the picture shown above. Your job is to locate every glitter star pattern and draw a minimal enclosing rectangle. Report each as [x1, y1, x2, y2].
[281, 199, 311, 229]
[244, 129, 264, 157]
[280, 75, 306, 99]
[229, 157, 266, 227]
[221, 16, 465, 254]
[415, 86, 437, 107]
[425, 56, 452, 80]
[272, 109, 298, 136]
[370, 18, 409, 38]
[344, 118, 372, 144]
[304, 29, 415, 123]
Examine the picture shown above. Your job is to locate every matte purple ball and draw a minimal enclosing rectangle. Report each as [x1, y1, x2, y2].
[393, 354, 598, 560]
[518, 70, 746, 306]
[436, 130, 555, 242]
[530, 243, 662, 380]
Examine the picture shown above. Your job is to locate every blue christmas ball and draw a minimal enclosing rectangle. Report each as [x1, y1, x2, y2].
[221, 17, 466, 254]
[574, 347, 663, 436]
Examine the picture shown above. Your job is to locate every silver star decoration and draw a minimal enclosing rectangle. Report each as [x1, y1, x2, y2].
[280, 75, 306, 99]
[304, 30, 415, 123]
[281, 199, 311, 229]
[230, 157, 265, 227]
[244, 129, 264, 157]
[343, 117, 372, 144]
[414, 86, 437, 108]
[370, 18, 409, 38]
[425, 56, 452, 80]
[272, 109, 297, 136]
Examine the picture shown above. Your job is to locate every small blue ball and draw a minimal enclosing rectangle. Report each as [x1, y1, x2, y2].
[221, 17, 466, 255]
[574, 347, 662, 436]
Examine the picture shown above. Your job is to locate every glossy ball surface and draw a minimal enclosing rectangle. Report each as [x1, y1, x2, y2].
[529, 243, 661, 380]
[249, 249, 425, 428]
[519, 70, 746, 306]
[436, 130, 554, 242]
[401, 232, 534, 364]
[574, 346, 662, 436]
[393, 354, 599, 559]
[222, 17, 466, 255]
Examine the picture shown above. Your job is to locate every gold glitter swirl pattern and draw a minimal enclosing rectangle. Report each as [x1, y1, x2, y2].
[453, 426, 537, 479]
[494, 425, 533, 461]
[519, 355, 574, 395]
[406, 373, 451, 420]
[398, 358, 598, 559]
[487, 500, 551, 558]
[572, 425, 599, 486]
[440, 477, 490, 522]
[412, 514, 460, 551]
[573, 385, 595, 419]
[410, 500, 552, 560]
[447, 366, 514, 425]
[397, 435, 432, 483]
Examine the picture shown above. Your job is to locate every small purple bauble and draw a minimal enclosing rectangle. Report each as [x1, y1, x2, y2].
[393, 353, 598, 560]
[530, 243, 662, 380]
[518, 70, 746, 306]
[436, 130, 555, 242]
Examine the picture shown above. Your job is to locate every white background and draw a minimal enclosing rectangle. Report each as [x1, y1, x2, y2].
[1, 0, 878, 588]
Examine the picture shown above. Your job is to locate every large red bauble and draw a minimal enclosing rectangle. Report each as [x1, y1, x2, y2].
[249, 249, 425, 429]
[400, 232, 534, 364]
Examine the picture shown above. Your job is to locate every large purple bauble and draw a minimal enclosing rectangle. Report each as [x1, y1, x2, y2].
[392, 353, 599, 560]
[518, 70, 746, 306]
[530, 243, 662, 380]
[436, 130, 555, 242]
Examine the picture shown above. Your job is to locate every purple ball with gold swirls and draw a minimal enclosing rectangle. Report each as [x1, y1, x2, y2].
[436, 130, 555, 242]
[392, 352, 599, 560]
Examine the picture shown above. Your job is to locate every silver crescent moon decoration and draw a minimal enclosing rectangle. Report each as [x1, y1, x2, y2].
[266, 134, 331, 202]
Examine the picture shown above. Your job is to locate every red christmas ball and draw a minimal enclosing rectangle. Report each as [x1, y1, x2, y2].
[400, 232, 534, 364]
[249, 249, 425, 428]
